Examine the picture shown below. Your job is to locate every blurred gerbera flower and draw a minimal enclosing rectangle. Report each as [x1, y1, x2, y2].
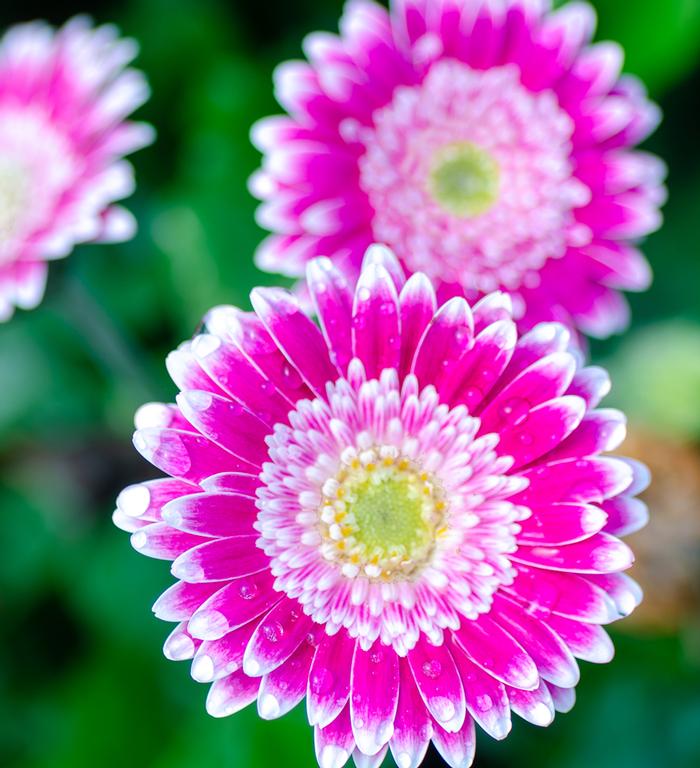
[0, 16, 153, 321]
[116, 245, 647, 768]
[250, 0, 666, 339]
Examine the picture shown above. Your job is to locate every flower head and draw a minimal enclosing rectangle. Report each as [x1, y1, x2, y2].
[0, 16, 153, 320]
[251, 0, 665, 339]
[116, 246, 647, 768]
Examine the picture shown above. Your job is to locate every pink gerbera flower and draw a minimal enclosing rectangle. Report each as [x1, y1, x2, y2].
[116, 246, 648, 768]
[250, 0, 666, 338]
[0, 16, 153, 320]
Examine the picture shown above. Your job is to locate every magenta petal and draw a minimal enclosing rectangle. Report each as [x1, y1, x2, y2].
[133, 428, 253, 482]
[495, 396, 586, 469]
[508, 566, 618, 624]
[407, 641, 466, 733]
[412, 297, 474, 391]
[431, 715, 476, 768]
[601, 495, 649, 537]
[451, 615, 538, 691]
[166, 343, 227, 397]
[176, 390, 270, 467]
[585, 572, 642, 617]
[453, 320, 517, 413]
[131, 522, 211, 561]
[251, 286, 338, 398]
[199, 472, 261, 496]
[308, 631, 356, 728]
[205, 668, 260, 718]
[188, 572, 280, 641]
[307, 257, 354, 374]
[315, 705, 355, 768]
[389, 659, 432, 768]
[191, 620, 259, 683]
[547, 616, 615, 663]
[472, 292, 513, 335]
[258, 640, 315, 719]
[568, 365, 611, 408]
[517, 502, 608, 546]
[352, 261, 401, 379]
[545, 408, 627, 461]
[511, 532, 634, 574]
[350, 641, 400, 756]
[351, 746, 388, 768]
[152, 580, 225, 622]
[398, 272, 437, 379]
[512, 457, 633, 505]
[163, 492, 257, 538]
[493, 596, 580, 688]
[507, 678, 555, 727]
[116, 478, 198, 523]
[171, 536, 267, 582]
[362, 244, 406, 293]
[243, 598, 314, 676]
[452, 648, 511, 741]
[479, 352, 577, 434]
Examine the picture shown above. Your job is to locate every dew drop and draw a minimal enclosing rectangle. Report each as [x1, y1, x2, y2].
[239, 582, 259, 600]
[422, 659, 442, 679]
[475, 694, 493, 712]
[262, 620, 284, 643]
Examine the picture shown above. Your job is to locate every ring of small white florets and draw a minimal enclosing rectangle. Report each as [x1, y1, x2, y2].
[318, 443, 448, 581]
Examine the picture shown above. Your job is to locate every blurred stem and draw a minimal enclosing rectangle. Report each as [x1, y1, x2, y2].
[59, 275, 157, 404]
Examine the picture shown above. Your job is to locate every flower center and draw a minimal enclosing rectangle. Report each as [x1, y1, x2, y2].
[319, 448, 446, 580]
[427, 141, 500, 217]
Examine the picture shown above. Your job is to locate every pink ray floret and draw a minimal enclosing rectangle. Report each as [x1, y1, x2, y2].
[0, 16, 153, 320]
[250, 0, 666, 339]
[116, 245, 648, 768]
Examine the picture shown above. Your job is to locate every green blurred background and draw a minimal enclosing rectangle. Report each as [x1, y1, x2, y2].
[1, 0, 700, 766]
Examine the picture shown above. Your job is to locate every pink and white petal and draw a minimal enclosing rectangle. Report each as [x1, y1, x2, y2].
[352, 261, 401, 378]
[547, 682, 577, 713]
[130, 522, 211, 561]
[152, 580, 226, 622]
[166, 343, 227, 397]
[511, 532, 634, 574]
[507, 566, 618, 624]
[133, 428, 254, 482]
[431, 715, 476, 768]
[451, 648, 511, 741]
[350, 641, 400, 756]
[616, 457, 651, 495]
[243, 598, 314, 676]
[162, 492, 258, 537]
[451, 615, 539, 691]
[163, 622, 201, 662]
[507, 678, 555, 727]
[544, 408, 627, 461]
[452, 320, 518, 413]
[398, 272, 437, 379]
[307, 257, 355, 374]
[504, 324, 572, 387]
[176, 390, 270, 467]
[408, 641, 466, 733]
[412, 297, 474, 390]
[389, 659, 432, 768]
[200, 472, 261, 496]
[116, 477, 198, 524]
[512, 457, 633, 505]
[516, 502, 608, 546]
[315, 706, 355, 768]
[188, 571, 281, 641]
[171, 536, 267, 582]
[472, 292, 513, 334]
[568, 365, 611, 408]
[546, 616, 615, 663]
[258, 640, 315, 719]
[251, 287, 338, 398]
[191, 620, 259, 683]
[308, 631, 356, 727]
[493, 596, 580, 688]
[205, 668, 260, 718]
[601, 496, 649, 537]
[351, 746, 388, 768]
[585, 572, 643, 617]
[495, 396, 586, 470]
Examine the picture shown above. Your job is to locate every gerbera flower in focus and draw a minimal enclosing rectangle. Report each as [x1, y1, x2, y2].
[250, 0, 666, 338]
[115, 245, 647, 768]
[0, 16, 154, 320]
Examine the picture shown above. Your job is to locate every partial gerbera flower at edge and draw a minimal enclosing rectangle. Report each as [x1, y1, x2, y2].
[250, 0, 666, 340]
[0, 15, 154, 320]
[115, 244, 648, 768]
